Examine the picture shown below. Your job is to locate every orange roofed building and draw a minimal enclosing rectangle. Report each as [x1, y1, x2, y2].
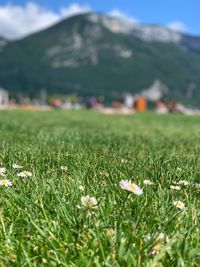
[134, 96, 147, 112]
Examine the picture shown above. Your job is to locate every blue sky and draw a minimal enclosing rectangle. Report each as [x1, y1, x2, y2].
[0, 0, 199, 39]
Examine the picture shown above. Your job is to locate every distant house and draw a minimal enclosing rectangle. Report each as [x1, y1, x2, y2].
[0, 87, 9, 106]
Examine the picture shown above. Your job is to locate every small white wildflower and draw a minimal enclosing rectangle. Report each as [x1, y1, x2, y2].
[150, 243, 161, 256]
[100, 171, 109, 177]
[144, 233, 152, 242]
[170, 185, 181, 191]
[0, 167, 6, 173]
[61, 166, 68, 171]
[17, 171, 32, 178]
[178, 180, 189, 186]
[176, 167, 182, 172]
[148, 232, 169, 256]
[155, 232, 169, 243]
[144, 232, 169, 243]
[81, 195, 98, 209]
[173, 180, 189, 186]
[119, 180, 143, 195]
[42, 259, 47, 264]
[12, 163, 23, 169]
[105, 228, 115, 238]
[0, 167, 6, 177]
[121, 159, 128, 163]
[195, 183, 200, 189]
[143, 179, 154, 185]
[121, 237, 127, 244]
[79, 185, 85, 192]
[0, 179, 12, 187]
[173, 200, 185, 210]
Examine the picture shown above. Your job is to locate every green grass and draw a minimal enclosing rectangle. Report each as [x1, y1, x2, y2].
[0, 110, 200, 266]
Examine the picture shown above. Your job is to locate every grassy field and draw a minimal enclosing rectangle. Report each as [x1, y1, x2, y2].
[0, 110, 200, 266]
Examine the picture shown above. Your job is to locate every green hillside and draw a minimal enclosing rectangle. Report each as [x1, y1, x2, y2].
[0, 13, 200, 104]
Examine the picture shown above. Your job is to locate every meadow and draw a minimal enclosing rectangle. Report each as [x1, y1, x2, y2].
[0, 110, 200, 266]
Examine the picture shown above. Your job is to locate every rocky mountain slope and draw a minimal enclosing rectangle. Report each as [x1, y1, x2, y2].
[0, 13, 200, 104]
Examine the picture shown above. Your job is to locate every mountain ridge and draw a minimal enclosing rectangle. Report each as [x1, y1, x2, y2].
[0, 12, 200, 105]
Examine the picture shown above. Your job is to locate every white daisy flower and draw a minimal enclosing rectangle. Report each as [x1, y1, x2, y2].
[0, 179, 12, 187]
[0, 167, 6, 173]
[170, 185, 181, 191]
[143, 179, 154, 185]
[173, 200, 185, 210]
[17, 171, 32, 178]
[0, 172, 6, 177]
[61, 166, 68, 171]
[81, 195, 98, 209]
[12, 163, 23, 169]
[119, 180, 143, 195]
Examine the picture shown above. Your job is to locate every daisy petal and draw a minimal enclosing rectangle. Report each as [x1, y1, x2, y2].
[119, 180, 143, 195]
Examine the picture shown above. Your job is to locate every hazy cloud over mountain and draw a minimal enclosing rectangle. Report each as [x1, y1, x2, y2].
[0, 2, 91, 39]
[167, 21, 187, 33]
[108, 9, 139, 24]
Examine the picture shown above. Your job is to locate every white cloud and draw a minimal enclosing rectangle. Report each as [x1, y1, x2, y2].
[108, 9, 139, 24]
[0, 2, 91, 39]
[60, 3, 90, 17]
[167, 21, 187, 33]
[0, 3, 189, 40]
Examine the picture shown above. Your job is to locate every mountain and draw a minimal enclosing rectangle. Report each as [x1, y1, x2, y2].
[0, 13, 200, 105]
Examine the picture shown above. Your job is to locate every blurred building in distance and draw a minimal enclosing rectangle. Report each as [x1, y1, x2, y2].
[0, 87, 9, 107]
[124, 94, 135, 108]
[141, 80, 169, 102]
[155, 100, 169, 114]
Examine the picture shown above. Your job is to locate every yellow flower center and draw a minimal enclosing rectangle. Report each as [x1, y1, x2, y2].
[1, 180, 7, 186]
[177, 202, 183, 207]
[130, 183, 137, 190]
[154, 244, 161, 251]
